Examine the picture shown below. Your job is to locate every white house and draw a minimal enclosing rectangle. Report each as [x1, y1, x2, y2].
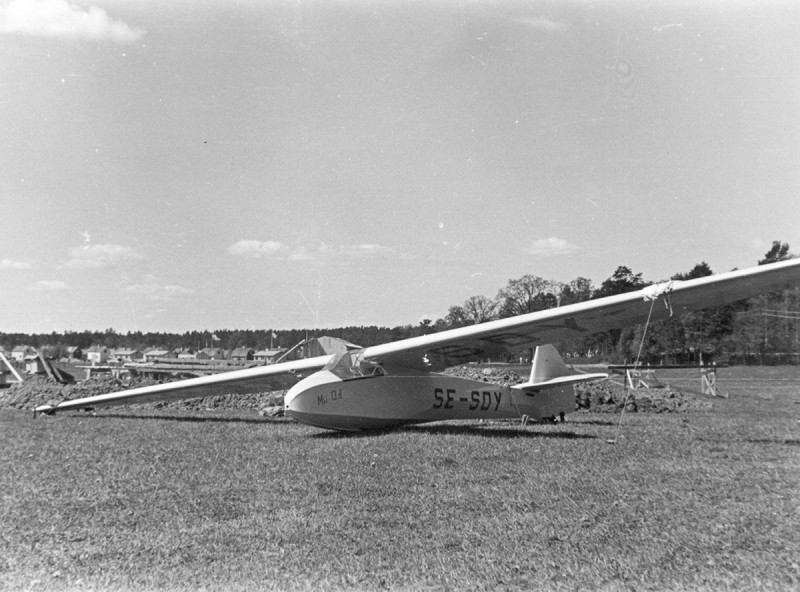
[86, 345, 109, 365]
[254, 349, 287, 364]
[11, 345, 36, 363]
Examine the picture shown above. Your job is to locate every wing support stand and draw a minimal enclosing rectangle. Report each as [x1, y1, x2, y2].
[609, 283, 676, 444]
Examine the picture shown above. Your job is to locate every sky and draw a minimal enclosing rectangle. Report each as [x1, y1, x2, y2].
[1, 0, 798, 334]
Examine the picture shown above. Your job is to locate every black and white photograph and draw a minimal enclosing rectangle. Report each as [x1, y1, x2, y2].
[1, 1, 799, 590]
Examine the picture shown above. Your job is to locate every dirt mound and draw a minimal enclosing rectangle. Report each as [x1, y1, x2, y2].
[0, 374, 285, 413]
[574, 381, 713, 413]
[445, 364, 712, 413]
[444, 364, 525, 385]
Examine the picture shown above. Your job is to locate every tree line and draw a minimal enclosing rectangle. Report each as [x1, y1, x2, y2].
[3, 241, 797, 365]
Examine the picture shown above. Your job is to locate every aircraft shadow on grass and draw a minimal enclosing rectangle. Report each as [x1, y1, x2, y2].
[59, 412, 597, 438]
[568, 418, 616, 426]
[746, 438, 800, 447]
[697, 436, 800, 447]
[82, 412, 281, 426]
[63, 411, 607, 438]
[311, 423, 598, 440]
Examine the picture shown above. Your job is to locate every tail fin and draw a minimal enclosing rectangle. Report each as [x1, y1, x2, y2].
[512, 345, 606, 393]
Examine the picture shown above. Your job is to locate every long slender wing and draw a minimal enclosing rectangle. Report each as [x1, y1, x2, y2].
[363, 259, 800, 372]
[35, 354, 333, 415]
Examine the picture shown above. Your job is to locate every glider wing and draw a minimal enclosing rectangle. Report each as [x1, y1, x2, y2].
[35, 354, 333, 415]
[363, 259, 800, 371]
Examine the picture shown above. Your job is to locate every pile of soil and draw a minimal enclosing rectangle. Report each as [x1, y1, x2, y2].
[0, 374, 286, 414]
[445, 364, 712, 413]
[444, 365, 525, 385]
[574, 381, 713, 413]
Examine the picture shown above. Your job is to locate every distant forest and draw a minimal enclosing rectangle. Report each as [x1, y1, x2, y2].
[3, 242, 798, 365]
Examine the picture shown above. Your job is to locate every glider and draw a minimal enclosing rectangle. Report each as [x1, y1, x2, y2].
[35, 259, 800, 431]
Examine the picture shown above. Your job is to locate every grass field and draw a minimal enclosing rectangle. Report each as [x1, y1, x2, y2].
[2, 366, 799, 591]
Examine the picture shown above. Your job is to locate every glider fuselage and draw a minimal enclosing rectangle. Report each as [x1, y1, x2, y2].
[284, 369, 574, 431]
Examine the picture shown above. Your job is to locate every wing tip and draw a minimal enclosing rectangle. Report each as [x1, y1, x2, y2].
[33, 404, 54, 418]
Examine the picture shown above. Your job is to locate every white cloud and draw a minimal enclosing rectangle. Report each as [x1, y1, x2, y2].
[340, 243, 397, 259]
[300, 242, 402, 262]
[229, 239, 400, 262]
[29, 279, 70, 291]
[0, 258, 32, 269]
[514, 17, 569, 32]
[122, 283, 194, 301]
[521, 237, 578, 256]
[0, 0, 145, 44]
[227, 239, 286, 259]
[289, 248, 316, 262]
[62, 243, 145, 269]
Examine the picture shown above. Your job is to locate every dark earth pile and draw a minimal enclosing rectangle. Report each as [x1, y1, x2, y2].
[0, 374, 286, 415]
[1, 365, 711, 415]
[444, 364, 713, 413]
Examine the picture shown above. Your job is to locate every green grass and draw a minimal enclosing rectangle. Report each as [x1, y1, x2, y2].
[2, 367, 799, 591]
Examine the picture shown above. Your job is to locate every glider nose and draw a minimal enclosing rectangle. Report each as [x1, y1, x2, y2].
[283, 371, 329, 418]
[284, 382, 303, 415]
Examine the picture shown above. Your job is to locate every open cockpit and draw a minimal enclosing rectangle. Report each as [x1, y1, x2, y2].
[322, 351, 386, 380]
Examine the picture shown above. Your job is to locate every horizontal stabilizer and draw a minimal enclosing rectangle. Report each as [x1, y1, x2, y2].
[512, 344, 607, 392]
[512, 372, 608, 392]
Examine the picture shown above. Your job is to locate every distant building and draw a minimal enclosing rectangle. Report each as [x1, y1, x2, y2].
[86, 345, 109, 365]
[230, 348, 255, 362]
[254, 349, 287, 364]
[25, 354, 45, 375]
[176, 348, 196, 360]
[11, 345, 36, 363]
[113, 349, 144, 363]
[144, 349, 173, 362]
[197, 347, 226, 361]
[65, 346, 83, 360]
